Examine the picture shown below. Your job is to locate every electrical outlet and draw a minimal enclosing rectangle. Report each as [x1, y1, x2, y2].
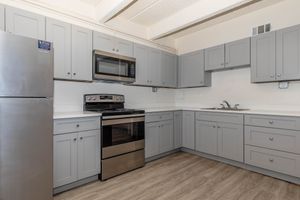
[278, 81, 289, 89]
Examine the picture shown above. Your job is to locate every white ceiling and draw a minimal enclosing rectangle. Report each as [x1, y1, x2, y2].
[80, 0, 104, 6]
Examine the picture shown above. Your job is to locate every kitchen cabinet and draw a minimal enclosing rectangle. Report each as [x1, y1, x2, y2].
[133, 43, 148, 85]
[182, 111, 195, 150]
[147, 48, 162, 86]
[225, 38, 250, 69]
[251, 31, 276, 83]
[205, 44, 225, 71]
[6, 6, 45, 39]
[53, 133, 77, 188]
[0, 4, 4, 31]
[159, 120, 174, 153]
[173, 111, 182, 149]
[71, 25, 93, 81]
[195, 121, 218, 155]
[161, 51, 177, 88]
[145, 122, 160, 158]
[77, 130, 100, 180]
[53, 117, 100, 188]
[93, 31, 133, 57]
[276, 24, 300, 81]
[178, 50, 211, 88]
[46, 18, 72, 79]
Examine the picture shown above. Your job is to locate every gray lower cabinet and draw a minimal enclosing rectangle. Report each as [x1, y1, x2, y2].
[173, 111, 182, 149]
[6, 6, 45, 40]
[182, 111, 195, 150]
[46, 18, 72, 80]
[53, 117, 100, 188]
[0, 4, 4, 31]
[276, 24, 300, 81]
[159, 120, 174, 153]
[195, 121, 218, 155]
[225, 38, 250, 69]
[251, 31, 276, 82]
[145, 122, 160, 158]
[161, 51, 177, 88]
[71, 25, 92, 81]
[178, 50, 211, 88]
[205, 44, 225, 71]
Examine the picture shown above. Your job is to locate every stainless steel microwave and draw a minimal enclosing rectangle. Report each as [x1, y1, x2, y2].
[93, 50, 136, 83]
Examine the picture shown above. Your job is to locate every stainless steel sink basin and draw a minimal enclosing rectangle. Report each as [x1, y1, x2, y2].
[202, 107, 250, 111]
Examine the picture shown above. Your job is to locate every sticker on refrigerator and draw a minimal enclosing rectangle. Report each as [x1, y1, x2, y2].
[38, 40, 51, 51]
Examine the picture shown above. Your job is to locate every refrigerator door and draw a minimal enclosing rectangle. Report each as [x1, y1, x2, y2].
[0, 98, 53, 200]
[0, 31, 53, 97]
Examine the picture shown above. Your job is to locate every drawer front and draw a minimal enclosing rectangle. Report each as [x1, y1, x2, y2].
[196, 112, 243, 124]
[245, 126, 300, 154]
[245, 115, 300, 130]
[146, 112, 174, 123]
[245, 145, 300, 178]
[54, 117, 100, 134]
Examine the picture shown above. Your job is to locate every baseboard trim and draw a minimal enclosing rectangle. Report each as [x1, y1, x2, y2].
[145, 148, 181, 162]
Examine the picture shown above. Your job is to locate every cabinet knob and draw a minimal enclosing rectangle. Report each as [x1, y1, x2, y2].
[116, 49, 119, 52]
[217, 126, 220, 128]
[269, 158, 274, 163]
[270, 75, 275, 78]
[112, 48, 115, 51]
[73, 73, 76, 76]
[76, 124, 80, 128]
[73, 138, 77, 141]
[269, 137, 274, 141]
[213, 126, 216, 128]
[277, 74, 281, 77]
[269, 121, 274, 125]
[80, 137, 83, 140]
[67, 72, 71, 75]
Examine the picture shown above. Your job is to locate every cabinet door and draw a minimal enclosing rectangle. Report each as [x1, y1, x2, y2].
[71, 25, 92, 81]
[46, 18, 71, 79]
[6, 7, 45, 39]
[174, 111, 182, 149]
[148, 48, 162, 86]
[161, 52, 177, 88]
[178, 50, 210, 88]
[276, 25, 300, 81]
[217, 123, 243, 162]
[205, 44, 225, 71]
[77, 130, 100, 180]
[251, 31, 276, 82]
[225, 38, 250, 68]
[145, 122, 160, 158]
[93, 31, 115, 54]
[195, 121, 218, 155]
[116, 38, 133, 57]
[159, 120, 174, 153]
[133, 43, 148, 85]
[182, 111, 195, 150]
[53, 133, 77, 188]
[0, 4, 4, 31]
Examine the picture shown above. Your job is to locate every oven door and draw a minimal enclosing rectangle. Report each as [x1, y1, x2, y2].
[94, 50, 136, 82]
[102, 115, 145, 159]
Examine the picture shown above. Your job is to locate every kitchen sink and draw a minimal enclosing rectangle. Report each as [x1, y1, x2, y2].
[202, 107, 250, 111]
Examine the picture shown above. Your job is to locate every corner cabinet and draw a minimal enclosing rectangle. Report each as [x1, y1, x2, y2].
[173, 111, 183, 149]
[182, 111, 195, 150]
[5, 6, 45, 40]
[178, 50, 211, 88]
[0, 4, 4, 31]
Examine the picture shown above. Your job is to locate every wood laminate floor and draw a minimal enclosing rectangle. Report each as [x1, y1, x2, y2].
[54, 152, 300, 200]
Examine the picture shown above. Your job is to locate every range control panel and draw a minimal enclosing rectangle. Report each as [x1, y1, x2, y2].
[85, 94, 124, 103]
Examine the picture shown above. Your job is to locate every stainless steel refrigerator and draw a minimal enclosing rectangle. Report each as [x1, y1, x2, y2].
[0, 31, 53, 200]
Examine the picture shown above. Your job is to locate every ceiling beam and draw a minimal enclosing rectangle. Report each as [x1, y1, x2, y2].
[147, 0, 256, 40]
[95, 0, 136, 23]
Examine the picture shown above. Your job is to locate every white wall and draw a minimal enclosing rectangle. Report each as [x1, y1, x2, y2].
[175, 0, 300, 111]
[54, 81, 176, 112]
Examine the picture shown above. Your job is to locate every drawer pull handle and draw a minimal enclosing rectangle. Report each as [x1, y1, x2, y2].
[269, 121, 274, 124]
[269, 137, 274, 141]
[73, 138, 77, 141]
[76, 124, 80, 128]
[213, 126, 216, 128]
[269, 158, 274, 163]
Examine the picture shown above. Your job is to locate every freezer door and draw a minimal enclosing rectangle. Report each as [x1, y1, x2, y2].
[0, 31, 53, 97]
[0, 98, 53, 200]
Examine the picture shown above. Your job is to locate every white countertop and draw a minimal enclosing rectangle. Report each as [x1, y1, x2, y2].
[141, 107, 300, 117]
[53, 111, 102, 119]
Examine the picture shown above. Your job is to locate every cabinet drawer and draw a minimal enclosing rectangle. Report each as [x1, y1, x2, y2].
[245, 126, 300, 154]
[196, 112, 243, 124]
[245, 145, 300, 178]
[54, 117, 100, 134]
[146, 112, 173, 123]
[245, 115, 300, 130]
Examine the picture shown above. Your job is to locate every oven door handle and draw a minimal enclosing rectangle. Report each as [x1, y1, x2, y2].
[102, 117, 145, 126]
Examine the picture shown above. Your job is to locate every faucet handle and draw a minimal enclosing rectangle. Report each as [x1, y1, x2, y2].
[233, 104, 240, 109]
[220, 103, 225, 108]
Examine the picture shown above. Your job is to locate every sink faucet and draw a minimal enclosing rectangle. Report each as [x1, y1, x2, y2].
[222, 100, 231, 109]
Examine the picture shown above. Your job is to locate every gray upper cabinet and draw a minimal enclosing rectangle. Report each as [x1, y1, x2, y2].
[225, 38, 250, 68]
[133, 43, 148, 85]
[173, 111, 182, 149]
[205, 44, 225, 71]
[195, 120, 218, 155]
[46, 18, 72, 80]
[178, 50, 211, 88]
[71, 25, 92, 81]
[276, 24, 300, 81]
[251, 31, 276, 83]
[0, 4, 4, 31]
[147, 48, 162, 86]
[161, 51, 177, 88]
[182, 111, 195, 150]
[6, 7, 45, 40]
[93, 31, 133, 57]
